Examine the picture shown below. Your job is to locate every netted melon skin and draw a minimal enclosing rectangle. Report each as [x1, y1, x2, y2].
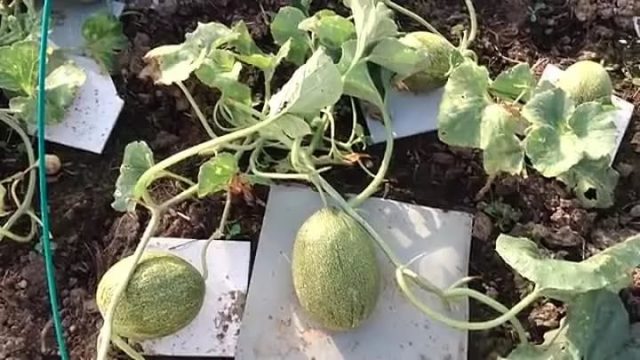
[292, 207, 381, 331]
[557, 60, 613, 105]
[97, 251, 205, 341]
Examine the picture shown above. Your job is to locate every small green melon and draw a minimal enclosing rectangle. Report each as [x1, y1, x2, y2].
[395, 31, 463, 92]
[556, 60, 613, 105]
[291, 207, 380, 331]
[96, 251, 205, 341]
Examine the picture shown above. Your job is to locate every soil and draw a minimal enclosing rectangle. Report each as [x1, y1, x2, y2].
[1, 0, 639, 359]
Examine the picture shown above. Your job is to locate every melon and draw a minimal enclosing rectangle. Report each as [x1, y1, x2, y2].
[96, 251, 205, 341]
[291, 207, 381, 331]
[556, 60, 613, 105]
[394, 31, 463, 92]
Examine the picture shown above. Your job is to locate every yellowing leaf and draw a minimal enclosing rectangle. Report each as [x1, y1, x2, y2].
[197, 153, 238, 197]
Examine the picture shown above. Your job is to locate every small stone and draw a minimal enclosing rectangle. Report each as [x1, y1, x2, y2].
[69, 325, 77, 333]
[630, 204, 640, 218]
[472, 212, 493, 242]
[16, 280, 27, 289]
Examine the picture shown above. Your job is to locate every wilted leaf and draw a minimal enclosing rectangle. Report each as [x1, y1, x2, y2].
[270, 7, 310, 65]
[557, 157, 619, 208]
[437, 59, 491, 148]
[112, 142, 155, 212]
[496, 233, 640, 301]
[229, 21, 263, 56]
[480, 104, 524, 175]
[197, 153, 238, 197]
[82, 12, 127, 73]
[10, 63, 87, 124]
[0, 40, 38, 94]
[268, 49, 343, 115]
[259, 114, 312, 145]
[298, 10, 355, 49]
[504, 290, 635, 360]
[344, 0, 398, 61]
[144, 22, 235, 85]
[490, 63, 535, 101]
[522, 88, 617, 177]
[195, 49, 252, 105]
[337, 40, 383, 108]
[367, 37, 428, 77]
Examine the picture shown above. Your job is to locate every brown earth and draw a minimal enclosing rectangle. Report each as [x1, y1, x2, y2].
[0, 0, 638, 359]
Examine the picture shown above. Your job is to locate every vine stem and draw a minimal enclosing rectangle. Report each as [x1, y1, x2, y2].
[135, 111, 285, 195]
[397, 271, 542, 331]
[96, 186, 197, 360]
[347, 106, 393, 208]
[383, 0, 455, 48]
[0, 113, 37, 243]
[177, 81, 216, 139]
[460, 0, 478, 50]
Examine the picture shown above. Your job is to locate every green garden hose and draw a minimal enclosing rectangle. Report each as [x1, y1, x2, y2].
[36, 0, 70, 359]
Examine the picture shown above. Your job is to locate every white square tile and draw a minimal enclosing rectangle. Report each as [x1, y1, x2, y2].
[364, 86, 444, 144]
[139, 237, 251, 357]
[236, 184, 472, 360]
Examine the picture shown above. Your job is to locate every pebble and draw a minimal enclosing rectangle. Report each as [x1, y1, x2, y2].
[16, 280, 27, 289]
[630, 204, 640, 218]
[472, 212, 493, 242]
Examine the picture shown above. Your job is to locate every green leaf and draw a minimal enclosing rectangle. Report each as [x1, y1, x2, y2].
[496, 233, 640, 301]
[505, 290, 634, 360]
[490, 63, 535, 101]
[197, 153, 238, 198]
[337, 40, 383, 108]
[112, 142, 155, 212]
[82, 12, 127, 73]
[522, 87, 573, 128]
[523, 125, 581, 178]
[344, 0, 398, 61]
[195, 49, 252, 105]
[437, 59, 491, 148]
[292, 0, 312, 15]
[567, 102, 617, 160]
[0, 40, 38, 95]
[298, 10, 356, 49]
[144, 22, 235, 85]
[479, 104, 524, 175]
[557, 157, 619, 208]
[229, 21, 263, 56]
[259, 114, 312, 145]
[522, 88, 618, 177]
[236, 40, 291, 85]
[367, 37, 427, 77]
[10, 63, 87, 124]
[268, 49, 343, 115]
[0, 184, 8, 217]
[270, 7, 310, 65]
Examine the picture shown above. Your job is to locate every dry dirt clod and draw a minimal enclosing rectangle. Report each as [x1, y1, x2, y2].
[528, 302, 563, 329]
[631, 132, 640, 153]
[472, 212, 493, 242]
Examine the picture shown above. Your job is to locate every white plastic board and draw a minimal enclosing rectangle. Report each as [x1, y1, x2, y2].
[140, 237, 251, 357]
[540, 64, 634, 164]
[364, 87, 445, 144]
[28, 0, 127, 154]
[236, 184, 472, 360]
